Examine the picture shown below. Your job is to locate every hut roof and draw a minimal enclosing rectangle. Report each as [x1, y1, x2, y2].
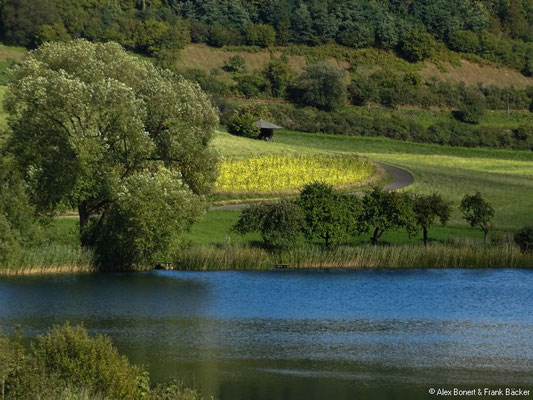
[256, 119, 283, 129]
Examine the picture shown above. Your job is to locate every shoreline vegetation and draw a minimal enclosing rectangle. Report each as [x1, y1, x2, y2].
[2, 242, 532, 276]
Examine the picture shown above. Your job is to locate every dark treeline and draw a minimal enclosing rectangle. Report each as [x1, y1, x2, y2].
[0, 0, 532, 74]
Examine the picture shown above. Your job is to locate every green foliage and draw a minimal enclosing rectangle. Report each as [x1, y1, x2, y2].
[267, 103, 529, 150]
[413, 193, 452, 246]
[233, 200, 305, 248]
[337, 24, 375, 49]
[0, 324, 205, 400]
[4, 40, 218, 267]
[348, 76, 378, 106]
[292, 62, 346, 111]
[262, 57, 295, 98]
[0, 0, 61, 46]
[358, 187, 416, 246]
[207, 26, 242, 47]
[298, 182, 356, 246]
[223, 55, 246, 72]
[455, 91, 486, 123]
[244, 24, 276, 48]
[84, 169, 205, 269]
[31, 323, 147, 400]
[227, 104, 268, 139]
[234, 72, 268, 98]
[448, 30, 481, 53]
[0, 157, 36, 264]
[460, 192, 495, 245]
[514, 226, 533, 253]
[400, 29, 437, 62]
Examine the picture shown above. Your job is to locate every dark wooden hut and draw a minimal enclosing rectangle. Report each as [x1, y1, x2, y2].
[256, 119, 283, 141]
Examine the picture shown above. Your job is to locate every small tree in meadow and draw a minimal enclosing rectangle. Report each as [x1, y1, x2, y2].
[358, 187, 416, 246]
[233, 200, 305, 248]
[413, 193, 452, 246]
[299, 182, 357, 246]
[460, 192, 495, 246]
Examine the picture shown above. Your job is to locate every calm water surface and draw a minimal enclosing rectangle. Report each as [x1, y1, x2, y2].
[1, 269, 532, 399]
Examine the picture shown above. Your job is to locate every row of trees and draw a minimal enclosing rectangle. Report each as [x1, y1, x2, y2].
[234, 183, 501, 248]
[0, 0, 531, 73]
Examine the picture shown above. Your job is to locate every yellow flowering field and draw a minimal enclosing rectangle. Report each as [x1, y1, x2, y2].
[215, 155, 375, 193]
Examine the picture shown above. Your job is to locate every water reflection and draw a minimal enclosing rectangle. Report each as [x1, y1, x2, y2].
[1, 269, 532, 399]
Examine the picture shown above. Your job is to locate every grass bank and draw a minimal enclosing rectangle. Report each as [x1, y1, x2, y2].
[174, 243, 533, 270]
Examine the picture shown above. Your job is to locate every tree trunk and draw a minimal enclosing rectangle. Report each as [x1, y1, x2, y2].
[483, 230, 488, 247]
[78, 203, 90, 247]
[325, 231, 330, 247]
[371, 227, 380, 246]
[423, 227, 428, 247]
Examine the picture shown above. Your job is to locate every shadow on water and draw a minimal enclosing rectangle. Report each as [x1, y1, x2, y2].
[1, 269, 533, 399]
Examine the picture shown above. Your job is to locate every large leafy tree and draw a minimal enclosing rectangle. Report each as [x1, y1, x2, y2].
[4, 40, 218, 266]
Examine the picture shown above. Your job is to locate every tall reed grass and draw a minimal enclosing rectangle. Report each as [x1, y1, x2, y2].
[173, 243, 533, 270]
[0, 244, 96, 275]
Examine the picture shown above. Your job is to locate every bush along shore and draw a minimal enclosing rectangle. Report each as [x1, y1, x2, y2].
[0, 323, 206, 400]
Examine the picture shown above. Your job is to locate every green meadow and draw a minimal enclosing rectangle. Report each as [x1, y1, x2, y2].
[184, 130, 533, 247]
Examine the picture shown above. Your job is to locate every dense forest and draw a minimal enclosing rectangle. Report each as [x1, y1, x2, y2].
[0, 0, 532, 74]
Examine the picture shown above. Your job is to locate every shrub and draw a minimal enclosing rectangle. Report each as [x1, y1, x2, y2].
[514, 226, 533, 253]
[244, 23, 276, 48]
[207, 26, 241, 47]
[455, 92, 486, 124]
[348, 77, 378, 106]
[234, 72, 268, 98]
[31, 323, 148, 400]
[223, 55, 246, 73]
[448, 30, 480, 53]
[400, 29, 436, 62]
[262, 57, 295, 98]
[292, 62, 347, 111]
[227, 104, 268, 139]
[233, 201, 305, 248]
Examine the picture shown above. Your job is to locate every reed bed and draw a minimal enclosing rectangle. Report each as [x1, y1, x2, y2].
[0, 245, 96, 276]
[173, 243, 533, 270]
[215, 155, 375, 193]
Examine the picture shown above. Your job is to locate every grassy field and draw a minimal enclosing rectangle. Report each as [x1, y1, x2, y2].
[185, 130, 533, 247]
[46, 130, 532, 247]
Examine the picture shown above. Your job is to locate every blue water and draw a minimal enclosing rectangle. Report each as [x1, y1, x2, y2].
[1, 269, 532, 399]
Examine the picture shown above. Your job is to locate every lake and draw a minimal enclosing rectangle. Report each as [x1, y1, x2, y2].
[1, 269, 532, 399]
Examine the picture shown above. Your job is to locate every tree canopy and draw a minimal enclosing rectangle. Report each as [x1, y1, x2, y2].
[4, 40, 219, 267]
